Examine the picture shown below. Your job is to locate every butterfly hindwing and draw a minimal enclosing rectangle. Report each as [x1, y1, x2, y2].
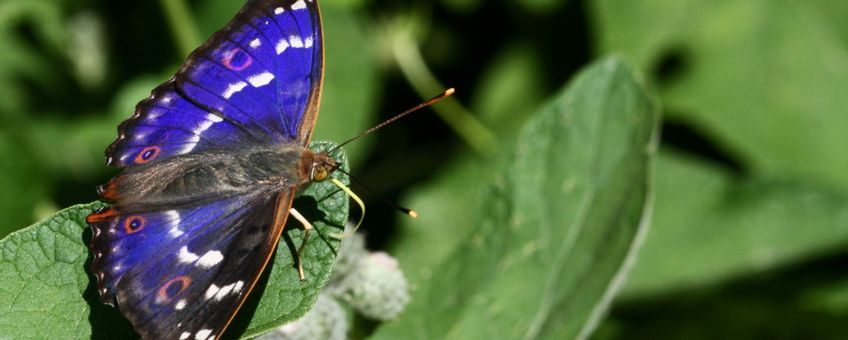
[88, 190, 296, 339]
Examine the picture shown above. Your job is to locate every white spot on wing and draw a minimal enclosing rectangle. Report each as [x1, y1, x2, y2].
[291, 0, 307, 10]
[223, 81, 248, 99]
[146, 110, 163, 121]
[194, 120, 214, 133]
[249, 38, 261, 48]
[214, 282, 239, 301]
[248, 72, 275, 87]
[289, 35, 304, 48]
[178, 246, 199, 263]
[181, 116, 219, 153]
[276, 39, 289, 54]
[205, 284, 220, 300]
[167, 210, 183, 238]
[180, 332, 191, 340]
[195, 329, 213, 340]
[197, 250, 224, 268]
[304, 36, 314, 48]
[205, 113, 223, 123]
[234, 281, 245, 293]
[175, 299, 187, 310]
[274, 7, 285, 14]
[180, 135, 201, 154]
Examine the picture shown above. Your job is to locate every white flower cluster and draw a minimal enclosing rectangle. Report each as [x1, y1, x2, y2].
[259, 233, 410, 340]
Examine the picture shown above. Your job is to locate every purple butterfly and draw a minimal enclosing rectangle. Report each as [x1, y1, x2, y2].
[86, 0, 334, 338]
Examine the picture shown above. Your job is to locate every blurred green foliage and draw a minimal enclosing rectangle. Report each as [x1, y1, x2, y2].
[0, 0, 847, 338]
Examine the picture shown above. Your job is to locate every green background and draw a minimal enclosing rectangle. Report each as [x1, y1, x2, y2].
[0, 0, 846, 338]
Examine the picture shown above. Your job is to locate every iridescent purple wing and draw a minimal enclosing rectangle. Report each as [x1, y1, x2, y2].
[88, 189, 295, 339]
[175, 0, 323, 144]
[106, 0, 323, 168]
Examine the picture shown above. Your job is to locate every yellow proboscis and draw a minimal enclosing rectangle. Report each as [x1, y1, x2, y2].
[331, 178, 365, 239]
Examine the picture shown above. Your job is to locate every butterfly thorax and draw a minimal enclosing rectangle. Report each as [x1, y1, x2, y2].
[101, 144, 332, 210]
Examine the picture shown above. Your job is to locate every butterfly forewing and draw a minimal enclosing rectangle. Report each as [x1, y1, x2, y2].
[174, 0, 323, 144]
[105, 0, 323, 169]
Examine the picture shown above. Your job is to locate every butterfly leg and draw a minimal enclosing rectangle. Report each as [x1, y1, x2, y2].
[288, 208, 313, 280]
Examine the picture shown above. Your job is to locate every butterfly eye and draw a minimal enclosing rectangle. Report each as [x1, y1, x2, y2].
[311, 164, 329, 182]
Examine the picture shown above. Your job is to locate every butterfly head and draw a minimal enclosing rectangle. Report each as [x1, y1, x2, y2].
[300, 149, 336, 183]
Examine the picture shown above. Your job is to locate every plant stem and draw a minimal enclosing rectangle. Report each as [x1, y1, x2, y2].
[159, 0, 201, 58]
[389, 25, 497, 156]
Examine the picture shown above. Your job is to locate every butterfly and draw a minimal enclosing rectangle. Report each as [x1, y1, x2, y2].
[85, 0, 335, 338]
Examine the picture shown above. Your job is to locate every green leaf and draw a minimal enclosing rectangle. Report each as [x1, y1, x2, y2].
[389, 155, 492, 285]
[621, 149, 848, 297]
[591, 0, 848, 190]
[0, 202, 106, 339]
[0, 141, 349, 339]
[373, 58, 658, 339]
[389, 43, 546, 295]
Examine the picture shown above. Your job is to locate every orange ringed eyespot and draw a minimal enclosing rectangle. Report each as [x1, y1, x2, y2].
[123, 216, 146, 234]
[222, 48, 253, 71]
[157, 276, 192, 304]
[134, 146, 161, 164]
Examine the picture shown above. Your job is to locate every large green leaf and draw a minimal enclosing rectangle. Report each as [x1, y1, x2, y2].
[388, 42, 546, 294]
[621, 149, 848, 297]
[374, 58, 658, 339]
[0, 141, 348, 339]
[591, 0, 848, 190]
[389, 154, 491, 285]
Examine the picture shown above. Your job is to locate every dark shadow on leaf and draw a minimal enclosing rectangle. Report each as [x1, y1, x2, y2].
[293, 195, 345, 255]
[221, 249, 277, 340]
[82, 223, 139, 339]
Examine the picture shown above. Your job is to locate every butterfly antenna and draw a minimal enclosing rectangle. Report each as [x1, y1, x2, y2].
[329, 88, 455, 154]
